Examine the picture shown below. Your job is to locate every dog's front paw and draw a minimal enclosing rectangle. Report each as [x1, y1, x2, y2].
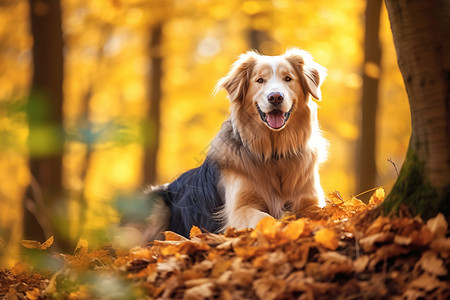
[296, 204, 323, 220]
[228, 209, 271, 230]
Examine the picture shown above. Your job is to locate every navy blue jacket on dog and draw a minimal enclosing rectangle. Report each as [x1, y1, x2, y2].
[163, 158, 224, 237]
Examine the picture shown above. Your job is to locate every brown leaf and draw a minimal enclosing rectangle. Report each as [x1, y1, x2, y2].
[253, 276, 286, 300]
[365, 216, 390, 236]
[353, 255, 369, 273]
[426, 213, 448, 239]
[10, 262, 31, 275]
[211, 259, 232, 278]
[430, 237, 450, 253]
[161, 274, 180, 299]
[41, 236, 54, 249]
[184, 282, 214, 300]
[359, 232, 394, 253]
[408, 273, 444, 292]
[415, 251, 447, 276]
[21, 236, 54, 250]
[21, 240, 43, 250]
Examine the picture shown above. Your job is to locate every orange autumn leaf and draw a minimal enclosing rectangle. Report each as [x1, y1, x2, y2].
[281, 218, 306, 240]
[369, 187, 385, 205]
[343, 197, 365, 208]
[10, 262, 31, 275]
[160, 244, 183, 256]
[314, 228, 339, 250]
[41, 236, 54, 249]
[326, 191, 345, 205]
[21, 236, 54, 250]
[251, 216, 280, 239]
[25, 288, 41, 300]
[189, 226, 202, 239]
[164, 231, 189, 241]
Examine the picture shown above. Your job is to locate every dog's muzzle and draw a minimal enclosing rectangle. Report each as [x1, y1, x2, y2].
[256, 104, 293, 130]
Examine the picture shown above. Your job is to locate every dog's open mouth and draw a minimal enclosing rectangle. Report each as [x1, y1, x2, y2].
[256, 105, 293, 130]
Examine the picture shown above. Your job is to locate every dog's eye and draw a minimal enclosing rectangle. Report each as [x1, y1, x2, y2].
[256, 78, 264, 83]
[285, 76, 292, 82]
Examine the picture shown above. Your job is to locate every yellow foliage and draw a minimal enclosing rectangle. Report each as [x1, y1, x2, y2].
[0, 0, 410, 267]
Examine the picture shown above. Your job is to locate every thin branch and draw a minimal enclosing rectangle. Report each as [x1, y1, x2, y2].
[387, 158, 399, 176]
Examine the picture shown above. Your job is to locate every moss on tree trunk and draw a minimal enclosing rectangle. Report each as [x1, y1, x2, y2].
[383, 145, 450, 220]
[383, 0, 450, 220]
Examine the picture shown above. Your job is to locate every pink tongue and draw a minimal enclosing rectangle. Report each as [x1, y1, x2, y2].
[266, 111, 285, 129]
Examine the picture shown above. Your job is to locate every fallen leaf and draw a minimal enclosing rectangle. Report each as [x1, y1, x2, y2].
[41, 236, 54, 249]
[408, 273, 443, 292]
[369, 187, 385, 205]
[21, 236, 54, 250]
[251, 216, 280, 239]
[365, 216, 390, 236]
[164, 231, 189, 241]
[25, 288, 41, 300]
[253, 276, 286, 300]
[184, 282, 214, 300]
[359, 232, 394, 253]
[211, 259, 232, 278]
[189, 226, 202, 239]
[426, 213, 447, 239]
[74, 238, 88, 256]
[415, 251, 447, 276]
[314, 228, 339, 250]
[10, 262, 31, 275]
[353, 255, 369, 273]
[430, 237, 450, 253]
[281, 218, 306, 240]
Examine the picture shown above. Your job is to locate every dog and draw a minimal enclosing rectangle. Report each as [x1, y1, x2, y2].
[118, 48, 327, 244]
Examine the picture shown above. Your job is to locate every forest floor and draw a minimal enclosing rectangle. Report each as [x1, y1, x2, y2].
[1, 188, 449, 299]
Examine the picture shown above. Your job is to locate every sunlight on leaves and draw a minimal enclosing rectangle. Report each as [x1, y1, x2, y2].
[21, 236, 54, 250]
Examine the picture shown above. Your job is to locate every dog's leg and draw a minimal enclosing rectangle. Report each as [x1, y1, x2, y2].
[291, 171, 325, 218]
[222, 173, 271, 229]
[229, 205, 271, 229]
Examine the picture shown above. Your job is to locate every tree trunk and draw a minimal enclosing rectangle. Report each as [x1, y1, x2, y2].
[383, 0, 450, 219]
[25, 0, 71, 251]
[144, 22, 163, 185]
[357, 0, 382, 201]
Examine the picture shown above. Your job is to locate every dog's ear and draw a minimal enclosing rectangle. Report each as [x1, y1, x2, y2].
[215, 52, 258, 102]
[285, 48, 327, 101]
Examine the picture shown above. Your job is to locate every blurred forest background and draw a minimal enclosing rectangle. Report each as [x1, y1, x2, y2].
[0, 0, 409, 267]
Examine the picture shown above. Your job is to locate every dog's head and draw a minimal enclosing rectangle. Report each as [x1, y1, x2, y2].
[216, 48, 326, 131]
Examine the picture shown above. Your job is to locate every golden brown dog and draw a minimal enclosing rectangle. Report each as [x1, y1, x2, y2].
[119, 48, 327, 243]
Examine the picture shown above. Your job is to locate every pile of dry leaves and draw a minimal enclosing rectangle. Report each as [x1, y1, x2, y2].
[1, 188, 449, 299]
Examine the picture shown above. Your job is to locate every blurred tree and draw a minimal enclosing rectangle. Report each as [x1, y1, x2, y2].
[383, 0, 450, 219]
[25, 0, 71, 251]
[248, 16, 271, 53]
[357, 0, 382, 200]
[144, 22, 163, 185]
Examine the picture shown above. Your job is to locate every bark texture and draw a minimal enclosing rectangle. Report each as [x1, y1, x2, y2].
[383, 0, 450, 219]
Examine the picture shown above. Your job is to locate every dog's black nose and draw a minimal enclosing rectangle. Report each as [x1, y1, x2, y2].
[268, 92, 284, 105]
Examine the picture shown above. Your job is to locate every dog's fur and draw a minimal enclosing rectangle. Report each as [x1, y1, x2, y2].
[120, 48, 327, 243]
